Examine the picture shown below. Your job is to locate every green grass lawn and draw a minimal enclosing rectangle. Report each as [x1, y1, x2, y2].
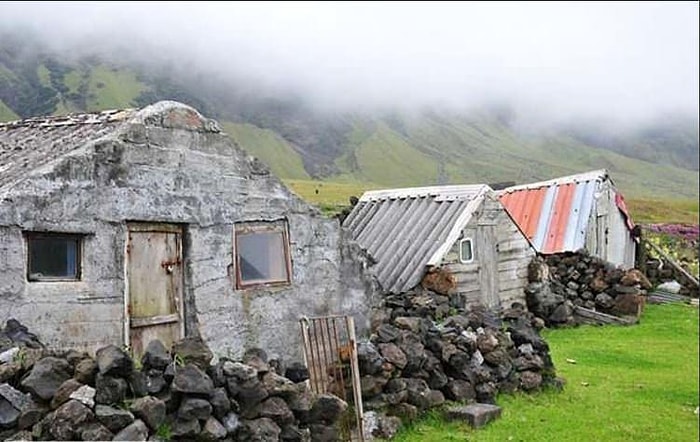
[391, 303, 699, 441]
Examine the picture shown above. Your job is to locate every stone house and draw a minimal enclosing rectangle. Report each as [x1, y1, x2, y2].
[0, 101, 373, 360]
[342, 185, 535, 310]
[499, 169, 637, 268]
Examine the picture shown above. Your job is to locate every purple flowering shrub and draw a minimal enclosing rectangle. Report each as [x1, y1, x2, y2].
[644, 223, 699, 278]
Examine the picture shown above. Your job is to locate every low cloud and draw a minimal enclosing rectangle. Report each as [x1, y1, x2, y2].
[1, 1, 698, 126]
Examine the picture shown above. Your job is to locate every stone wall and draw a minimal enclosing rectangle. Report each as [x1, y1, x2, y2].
[353, 286, 560, 426]
[1, 325, 348, 441]
[525, 251, 650, 326]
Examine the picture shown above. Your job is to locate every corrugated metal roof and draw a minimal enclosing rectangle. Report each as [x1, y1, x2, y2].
[499, 170, 604, 254]
[343, 184, 490, 294]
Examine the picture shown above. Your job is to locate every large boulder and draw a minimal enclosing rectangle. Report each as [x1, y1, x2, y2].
[443, 379, 475, 402]
[95, 404, 135, 432]
[171, 416, 201, 439]
[2, 319, 43, 350]
[50, 379, 83, 410]
[231, 379, 269, 410]
[68, 384, 96, 409]
[284, 362, 310, 383]
[49, 399, 93, 440]
[201, 416, 228, 441]
[73, 358, 97, 385]
[378, 343, 407, 370]
[308, 394, 348, 425]
[172, 336, 213, 370]
[112, 419, 149, 441]
[237, 417, 281, 441]
[257, 397, 295, 426]
[171, 363, 214, 395]
[287, 389, 315, 424]
[0, 383, 32, 428]
[178, 397, 212, 421]
[141, 340, 171, 371]
[209, 387, 231, 419]
[80, 422, 113, 441]
[96, 345, 133, 377]
[20, 357, 72, 401]
[444, 403, 502, 428]
[95, 374, 128, 405]
[356, 343, 384, 375]
[17, 402, 48, 430]
[144, 369, 167, 395]
[130, 395, 166, 431]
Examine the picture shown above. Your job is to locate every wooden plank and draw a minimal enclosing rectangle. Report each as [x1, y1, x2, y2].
[127, 223, 182, 233]
[130, 313, 179, 328]
[645, 240, 699, 287]
[499, 277, 528, 291]
[454, 272, 479, 285]
[497, 260, 524, 272]
[443, 262, 480, 274]
[456, 284, 482, 296]
[647, 291, 694, 304]
[496, 265, 528, 279]
[477, 225, 498, 307]
[573, 306, 636, 326]
[346, 317, 365, 442]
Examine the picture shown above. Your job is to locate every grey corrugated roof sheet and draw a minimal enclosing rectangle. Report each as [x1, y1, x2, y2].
[342, 184, 491, 294]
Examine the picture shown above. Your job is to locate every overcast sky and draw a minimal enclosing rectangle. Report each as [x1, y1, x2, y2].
[1, 1, 698, 125]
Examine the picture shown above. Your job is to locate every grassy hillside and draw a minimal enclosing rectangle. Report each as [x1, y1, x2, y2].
[627, 198, 700, 224]
[221, 122, 310, 180]
[0, 99, 18, 121]
[85, 64, 145, 111]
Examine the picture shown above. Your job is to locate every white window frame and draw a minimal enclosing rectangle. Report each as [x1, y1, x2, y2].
[459, 238, 474, 263]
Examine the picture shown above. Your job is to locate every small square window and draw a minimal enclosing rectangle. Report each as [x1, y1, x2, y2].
[234, 221, 291, 288]
[26, 233, 82, 281]
[459, 238, 474, 263]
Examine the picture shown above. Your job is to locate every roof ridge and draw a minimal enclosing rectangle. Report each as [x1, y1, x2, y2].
[500, 169, 608, 193]
[360, 184, 490, 202]
[0, 108, 136, 129]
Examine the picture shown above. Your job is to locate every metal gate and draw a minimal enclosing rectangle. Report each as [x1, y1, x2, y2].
[300, 315, 364, 441]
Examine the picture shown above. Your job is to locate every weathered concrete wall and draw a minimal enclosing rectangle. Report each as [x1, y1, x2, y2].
[0, 102, 375, 362]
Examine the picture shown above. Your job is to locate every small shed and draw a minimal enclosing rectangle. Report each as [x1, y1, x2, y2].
[0, 101, 372, 359]
[342, 185, 535, 310]
[499, 169, 636, 268]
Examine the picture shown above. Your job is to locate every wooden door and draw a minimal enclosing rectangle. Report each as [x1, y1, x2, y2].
[127, 224, 183, 357]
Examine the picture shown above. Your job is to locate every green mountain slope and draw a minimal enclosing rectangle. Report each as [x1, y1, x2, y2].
[326, 115, 700, 199]
[0, 99, 18, 121]
[221, 122, 310, 180]
[0, 33, 697, 202]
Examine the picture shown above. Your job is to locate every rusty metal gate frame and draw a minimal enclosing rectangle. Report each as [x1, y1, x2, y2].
[300, 315, 364, 441]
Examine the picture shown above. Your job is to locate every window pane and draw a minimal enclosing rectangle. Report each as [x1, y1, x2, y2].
[29, 237, 80, 279]
[460, 239, 473, 262]
[238, 231, 288, 283]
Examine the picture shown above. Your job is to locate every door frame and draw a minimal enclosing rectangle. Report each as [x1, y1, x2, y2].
[123, 222, 185, 350]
